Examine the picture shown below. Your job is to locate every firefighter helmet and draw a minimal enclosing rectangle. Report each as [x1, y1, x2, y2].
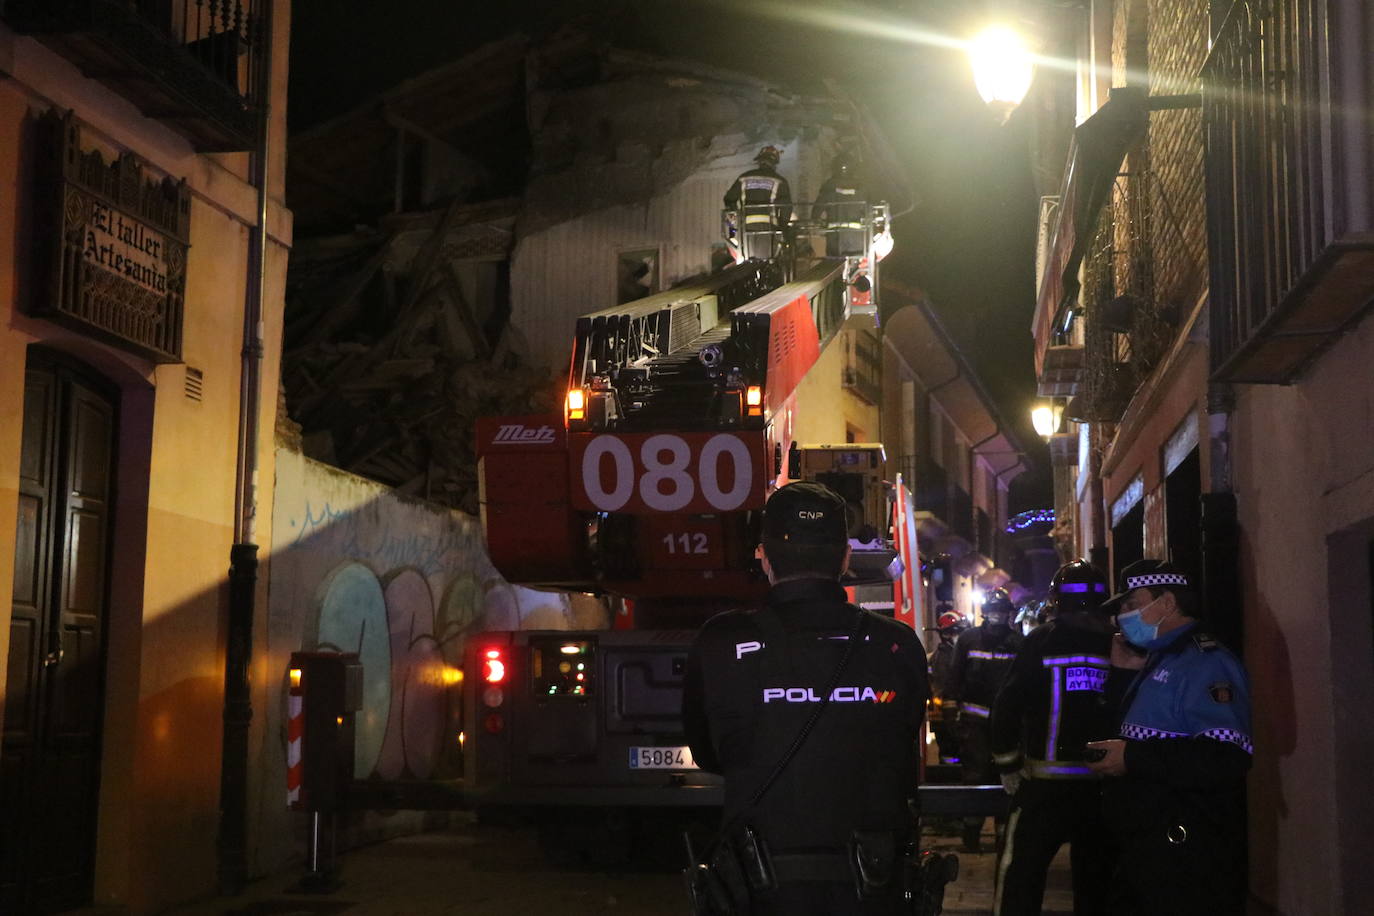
[1048, 559, 1109, 616]
[755, 145, 783, 166]
[937, 610, 967, 632]
[982, 588, 1014, 622]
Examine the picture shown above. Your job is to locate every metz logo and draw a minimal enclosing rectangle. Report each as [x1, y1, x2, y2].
[763, 686, 897, 704]
[491, 424, 557, 445]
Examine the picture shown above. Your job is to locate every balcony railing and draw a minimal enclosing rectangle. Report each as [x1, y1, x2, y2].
[900, 453, 978, 546]
[1203, 0, 1374, 382]
[841, 330, 881, 404]
[3, 0, 264, 150]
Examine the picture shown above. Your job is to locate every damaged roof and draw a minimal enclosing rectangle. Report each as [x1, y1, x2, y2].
[288, 30, 912, 234]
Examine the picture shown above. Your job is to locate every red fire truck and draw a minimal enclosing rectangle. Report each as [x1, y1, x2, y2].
[466, 213, 922, 855]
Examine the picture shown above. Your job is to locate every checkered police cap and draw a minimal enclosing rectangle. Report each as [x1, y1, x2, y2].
[1102, 559, 1192, 608]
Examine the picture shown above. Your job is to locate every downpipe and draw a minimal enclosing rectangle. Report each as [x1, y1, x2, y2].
[220, 0, 274, 895]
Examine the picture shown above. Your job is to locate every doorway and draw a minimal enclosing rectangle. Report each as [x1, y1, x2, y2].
[1112, 502, 1144, 584]
[1165, 448, 1202, 582]
[1, 351, 117, 913]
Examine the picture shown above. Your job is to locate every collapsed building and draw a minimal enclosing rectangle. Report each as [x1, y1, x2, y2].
[283, 31, 907, 512]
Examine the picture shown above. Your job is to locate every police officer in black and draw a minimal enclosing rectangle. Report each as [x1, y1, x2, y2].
[946, 588, 1022, 852]
[989, 560, 1115, 915]
[683, 481, 930, 914]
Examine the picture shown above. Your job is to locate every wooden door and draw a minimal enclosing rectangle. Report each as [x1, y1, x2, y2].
[2, 354, 116, 913]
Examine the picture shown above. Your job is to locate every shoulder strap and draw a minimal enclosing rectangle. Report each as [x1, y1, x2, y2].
[745, 606, 870, 810]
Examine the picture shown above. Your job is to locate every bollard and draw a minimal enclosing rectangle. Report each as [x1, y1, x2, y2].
[286, 652, 363, 893]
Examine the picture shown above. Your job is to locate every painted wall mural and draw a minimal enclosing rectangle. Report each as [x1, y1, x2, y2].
[255, 448, 607, 872]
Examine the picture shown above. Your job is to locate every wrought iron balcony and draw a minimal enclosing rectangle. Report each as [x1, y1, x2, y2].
[841, 329, 881, 404]
[1203, 0, 1374, 383]
[2, 0, 263, 151]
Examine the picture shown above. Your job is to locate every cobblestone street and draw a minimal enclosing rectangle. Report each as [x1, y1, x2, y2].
[166, 815, 1073, 916]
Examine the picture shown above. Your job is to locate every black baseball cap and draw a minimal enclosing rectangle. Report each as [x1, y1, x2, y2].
[761, 481, 849, 546]
[1102, 559, 1193, 608]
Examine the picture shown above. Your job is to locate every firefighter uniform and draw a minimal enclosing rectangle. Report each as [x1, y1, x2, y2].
[683, 577, 930, 914]
[946, 601, 1022, 851]
[1102, 623, 1252, 914]
[926, 634, 958, 764]
[724, 163, 793, 229]
[989, 619, 1114, 915]
[814, 162, 867, 257]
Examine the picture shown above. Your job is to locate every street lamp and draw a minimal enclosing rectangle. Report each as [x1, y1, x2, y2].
[1031, 400, 1063, 439]
[968, 24, 1034, 123]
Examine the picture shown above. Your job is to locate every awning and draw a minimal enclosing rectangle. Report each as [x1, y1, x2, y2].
[1033, 87, 1149, 374]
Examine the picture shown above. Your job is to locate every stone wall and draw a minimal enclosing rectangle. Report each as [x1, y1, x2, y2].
[252, 447, 607, 874]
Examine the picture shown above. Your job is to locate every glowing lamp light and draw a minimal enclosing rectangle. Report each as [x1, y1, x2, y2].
[566, 388, 586, 421]
[968, 26, 1034, 122]
[973, 587, 987, 606]
[559, 644, 582, 655]
[441, 666, 463, 686]
[872, 229, 895, 261]
[1031, 401, 1064, 439]
[745, 385, 764, 417]
[288, 667, 302, 690]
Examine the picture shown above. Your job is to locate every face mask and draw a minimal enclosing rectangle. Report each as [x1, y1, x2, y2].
[1117, 596, 1173, 648]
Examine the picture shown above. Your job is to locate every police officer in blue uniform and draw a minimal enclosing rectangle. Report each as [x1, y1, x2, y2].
[1087, 559, 1252, 915]
[947, 588, 1022, 852]
[682, 481, 930, 914]
[990, 560, 1115, 915]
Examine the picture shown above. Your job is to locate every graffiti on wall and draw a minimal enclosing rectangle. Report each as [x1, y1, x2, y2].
[269, 449, 607, 783]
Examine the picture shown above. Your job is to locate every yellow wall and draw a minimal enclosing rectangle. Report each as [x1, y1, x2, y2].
[792, 323, 881, 447]
[0, 4, 291, 911]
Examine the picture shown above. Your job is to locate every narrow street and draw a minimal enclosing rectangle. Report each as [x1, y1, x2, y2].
[167, 816, 1072, 916]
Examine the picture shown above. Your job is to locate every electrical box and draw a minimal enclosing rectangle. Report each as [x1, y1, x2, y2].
[288, 651, 363, 812]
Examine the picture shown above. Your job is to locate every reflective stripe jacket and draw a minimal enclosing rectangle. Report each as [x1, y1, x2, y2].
[989, 618, 1113, 778]
[723, 165, 792, 226]
[1104, 624, 1252, 837]
[682, 578, 929, 849]
[945, 624, 1022, 718]
[813, 179, 866, 227]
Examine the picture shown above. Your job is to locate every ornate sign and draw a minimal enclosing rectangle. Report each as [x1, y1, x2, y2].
[30, 110, 190, 363]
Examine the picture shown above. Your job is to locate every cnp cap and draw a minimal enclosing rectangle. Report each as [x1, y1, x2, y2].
[1102, 558, 1193, 608]
[762, 481, 849, 546]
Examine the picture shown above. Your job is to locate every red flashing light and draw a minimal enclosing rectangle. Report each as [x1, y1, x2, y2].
[483, 648, 506, 684]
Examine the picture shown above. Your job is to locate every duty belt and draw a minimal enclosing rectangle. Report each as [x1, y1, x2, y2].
[770, 851, 852, 884]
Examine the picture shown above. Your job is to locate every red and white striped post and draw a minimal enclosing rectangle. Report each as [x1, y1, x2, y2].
[287, 665, 303, 808]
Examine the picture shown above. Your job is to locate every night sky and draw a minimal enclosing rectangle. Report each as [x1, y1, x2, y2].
[289, 0, 1051, 512]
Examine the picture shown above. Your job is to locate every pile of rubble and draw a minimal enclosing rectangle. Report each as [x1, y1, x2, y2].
[282, 200, 558, 514]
